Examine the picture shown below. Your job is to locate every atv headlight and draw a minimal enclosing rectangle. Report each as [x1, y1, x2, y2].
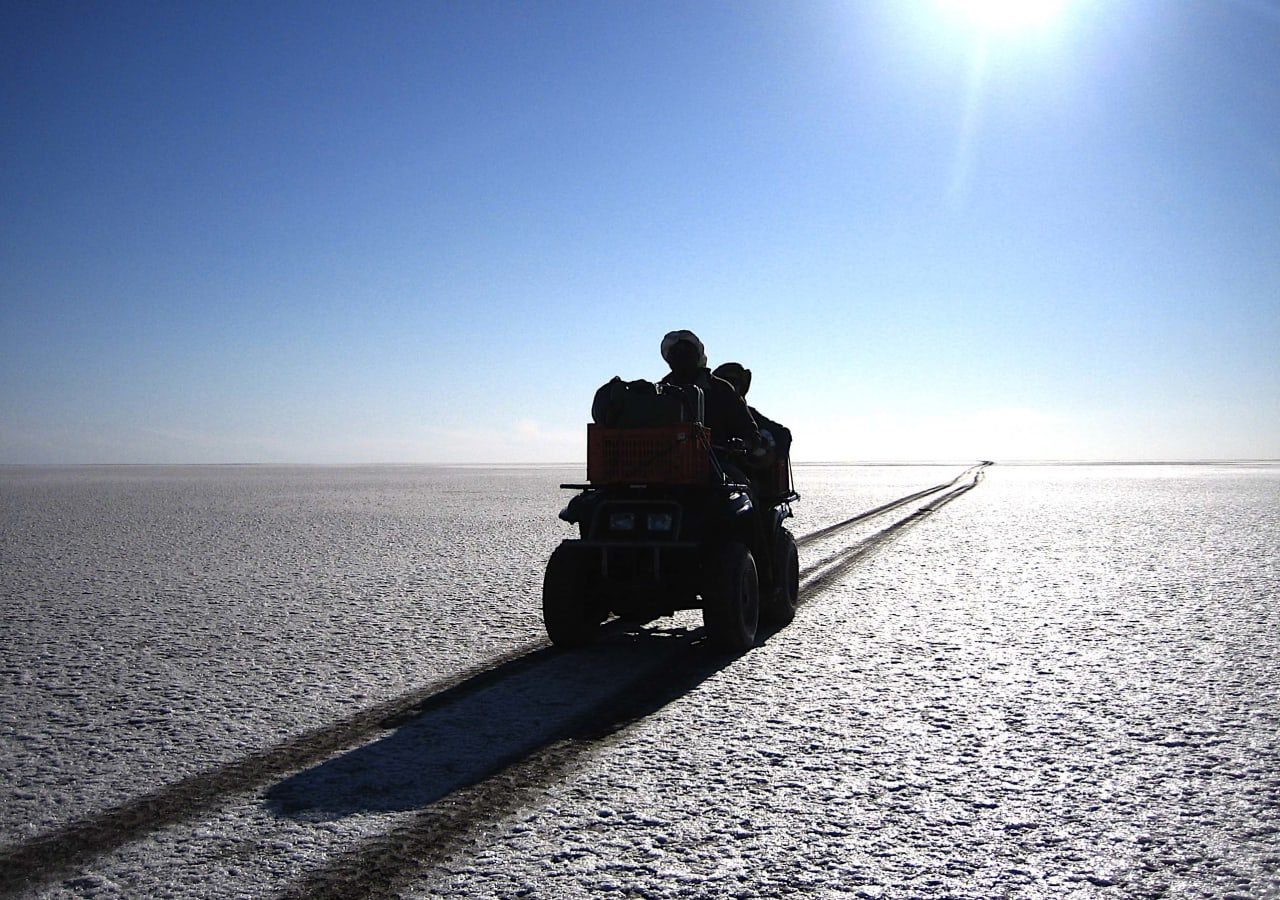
[608, 512, 635, 531]
[646, 512, 674, 532]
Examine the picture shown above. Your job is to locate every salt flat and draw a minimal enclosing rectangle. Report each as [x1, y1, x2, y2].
[2, 463, 1277, 898]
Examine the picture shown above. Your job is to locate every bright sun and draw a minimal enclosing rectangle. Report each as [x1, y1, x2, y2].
[938, 0, 1068, 32]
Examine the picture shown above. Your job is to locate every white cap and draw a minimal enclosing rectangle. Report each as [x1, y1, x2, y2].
[660, 329, 707, 368]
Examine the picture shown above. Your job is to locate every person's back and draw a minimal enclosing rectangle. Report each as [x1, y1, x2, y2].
[659, 331, 761, 451]
[661, 369, 759, 446]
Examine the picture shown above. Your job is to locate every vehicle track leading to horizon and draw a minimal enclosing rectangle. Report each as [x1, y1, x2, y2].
[1, 463, 992, 898]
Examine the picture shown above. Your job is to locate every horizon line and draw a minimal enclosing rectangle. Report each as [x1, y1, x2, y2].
[3, 458, 1279, 469]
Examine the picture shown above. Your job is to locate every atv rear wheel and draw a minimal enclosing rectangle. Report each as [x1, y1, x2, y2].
[702, 542, 759, 652]
[761, 526, 800, 626]
[543, 545, 603, 648]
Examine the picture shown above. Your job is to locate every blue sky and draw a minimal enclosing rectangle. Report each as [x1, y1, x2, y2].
[2, 0, 1277, 463]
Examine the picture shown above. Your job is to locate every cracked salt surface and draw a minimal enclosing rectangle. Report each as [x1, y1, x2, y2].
[3, 463, 1279, 898]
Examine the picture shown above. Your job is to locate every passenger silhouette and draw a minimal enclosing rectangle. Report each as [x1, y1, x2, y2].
[712, 362, 792, 463]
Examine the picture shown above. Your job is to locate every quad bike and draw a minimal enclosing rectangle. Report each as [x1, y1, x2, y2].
[543, 395, 800, 653]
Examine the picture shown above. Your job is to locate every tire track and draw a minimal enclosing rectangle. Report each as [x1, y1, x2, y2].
[796, 462, 988, 549]
[798, 464, 987, 596]
[0, 463, 990, 897]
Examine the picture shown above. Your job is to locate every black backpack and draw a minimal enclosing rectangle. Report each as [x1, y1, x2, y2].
[591, 378, 704, 427]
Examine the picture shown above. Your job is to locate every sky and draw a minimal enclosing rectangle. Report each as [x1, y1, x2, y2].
[2, 0, 1278, 463]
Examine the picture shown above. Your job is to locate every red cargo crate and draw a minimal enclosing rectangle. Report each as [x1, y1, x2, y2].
[587, 423, 712, 485]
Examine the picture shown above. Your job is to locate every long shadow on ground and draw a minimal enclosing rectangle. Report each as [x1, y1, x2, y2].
[272, 621, 784, 900]
[0, 620, 761, 897]
[266, 622, 738, 819]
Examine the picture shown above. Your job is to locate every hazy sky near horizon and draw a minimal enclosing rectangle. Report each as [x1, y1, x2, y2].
[3, 0, 1278, 463]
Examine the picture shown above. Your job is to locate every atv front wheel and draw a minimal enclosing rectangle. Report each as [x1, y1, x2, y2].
[702, 542, 760, 652]
[543, 545, 603, 648]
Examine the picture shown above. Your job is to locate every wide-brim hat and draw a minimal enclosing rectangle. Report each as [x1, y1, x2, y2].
[660, 330, 707, 368]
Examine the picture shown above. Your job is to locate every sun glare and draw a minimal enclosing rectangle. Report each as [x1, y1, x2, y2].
[938, 0, 1068, 32]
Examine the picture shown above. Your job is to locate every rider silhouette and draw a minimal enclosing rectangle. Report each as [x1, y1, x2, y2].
[658, 330, 761, 454]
